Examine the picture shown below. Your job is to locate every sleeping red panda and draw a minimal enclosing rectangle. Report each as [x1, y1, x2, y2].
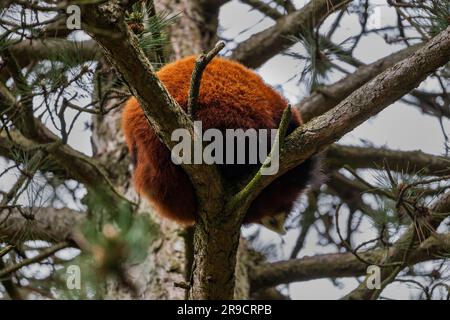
[122, 56, 320, 233]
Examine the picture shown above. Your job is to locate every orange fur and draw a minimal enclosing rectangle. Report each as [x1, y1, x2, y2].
[122, 56, 315, 226]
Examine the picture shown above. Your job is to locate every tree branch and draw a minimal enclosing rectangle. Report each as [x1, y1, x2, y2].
[343, 190, 450, 299]
[299, 44, 422, 122]
[326, 144, 450, 176]
[188, 41, 225, 117]
[240, 0, 283, 20]
[2, 39, 99, 81]
[0, 207, 85, 244]
[231, 0, 351, 68]
[0, 127, 127, 212]
[0, 242, 70, 279]
[250, 232, 450, 292]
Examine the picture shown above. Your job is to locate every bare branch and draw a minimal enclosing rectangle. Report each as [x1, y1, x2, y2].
[234, 26, 450, 216]
[0, 207, 85, 243]
[250, 232, 450, 292]
[299, 44, 422, 122]
[0, 242, 70, 279]
[231, 0, 351, 68]
[188, 41, 225, 117]
[343, 191, 450, 300]
[2, 40, 99, 81]
[240, 0, 283, 20]
[326, 144, 450, 176]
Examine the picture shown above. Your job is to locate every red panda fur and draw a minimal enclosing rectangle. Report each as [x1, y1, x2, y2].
[122, 56, 317, 226]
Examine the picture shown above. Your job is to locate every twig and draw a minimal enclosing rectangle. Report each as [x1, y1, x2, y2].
[0, 245, 14, 258]
[0, 242, 69, 279]
[228, 105, 292, 217]
[187, 41, 225, 117]
[335, 203, 400, 268]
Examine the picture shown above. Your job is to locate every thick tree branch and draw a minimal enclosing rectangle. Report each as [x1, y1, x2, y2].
[343, 190, 450, 300]
[240, 0, 283, 20]
[299, 44, 422, 122]
[0, 207, 85, 243]
[250, 232, 450, 292]
[326, 144, 450, 176]
[2, 40, 99, 81]
[0, 242, 70, 279]
[231, 0, 351, 68]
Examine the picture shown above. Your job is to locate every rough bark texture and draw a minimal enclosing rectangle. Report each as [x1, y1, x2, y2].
[86, 0, 250, 300]
[231, 0, 351, 68]
[251, 232, 450, 292]
[155, 0, 223, 58]
[343, 191, 450, 300]
[89, 50, 190, 301]
[326, 144, 450, 176]
[189, 218, 241, 299]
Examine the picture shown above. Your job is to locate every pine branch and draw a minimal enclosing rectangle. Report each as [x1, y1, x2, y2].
[0, 131, 71, 179]
[342, 191, 450, 300]
[2, 40, 99, 81]
[0, 242, 70, 279]
[299, 44, 423, 122]
[231, 0, 351, 68]
[240, 0, 283, 20]
[326, 144, 450, 177]
[0, 86, 133, 223]
[0, 207, 85, 244]
[250, 232, 450, 292]
[0, 258, 23, 300]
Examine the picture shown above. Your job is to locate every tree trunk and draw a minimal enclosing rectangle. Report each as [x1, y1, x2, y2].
[89, 0, 249, 299]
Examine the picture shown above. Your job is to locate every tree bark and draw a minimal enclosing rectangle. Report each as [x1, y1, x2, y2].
[87, 0, 251, 300]
[90, 51, 190, 301]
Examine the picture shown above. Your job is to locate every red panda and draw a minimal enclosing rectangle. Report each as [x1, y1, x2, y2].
[122, 56, 319, 233]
